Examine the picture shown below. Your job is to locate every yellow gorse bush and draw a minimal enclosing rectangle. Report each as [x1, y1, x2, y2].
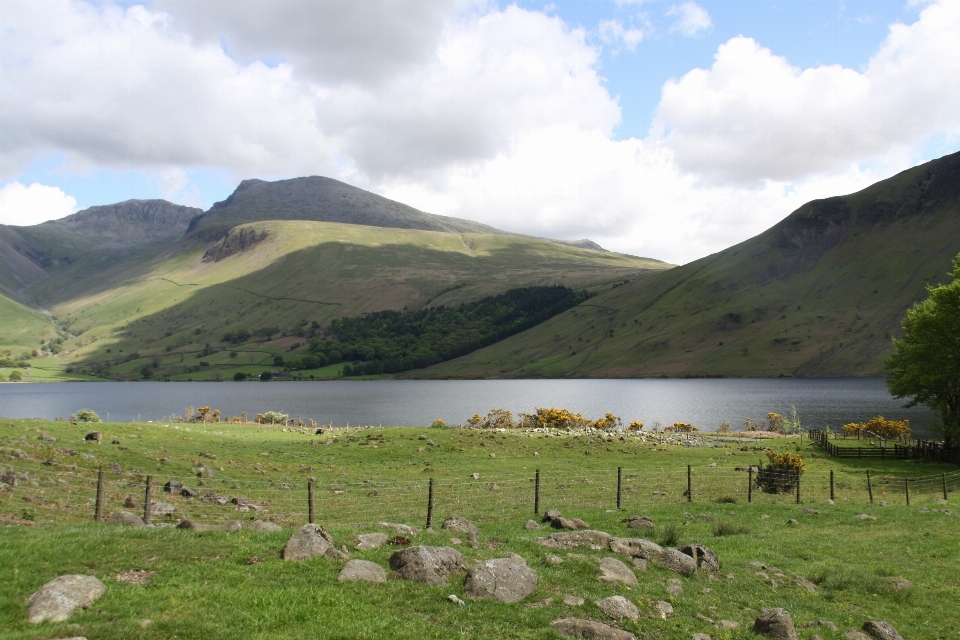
[665, 422, 699, 432]
[841, 416, 911, 440]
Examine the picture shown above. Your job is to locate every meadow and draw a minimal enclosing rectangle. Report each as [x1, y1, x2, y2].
[1, 417, 957, 639]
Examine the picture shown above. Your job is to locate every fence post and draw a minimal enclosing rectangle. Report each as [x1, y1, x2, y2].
[687, 465, 692, 502]
[867, 470, 873, 503]
[795, 470, 801, 504]
[308, 481, 315, 524]
[143, 475, 152, 525]
[748, 468, 753, 503]
[830, 470, 835, 502]
[943, 472, 948, 501]
[426, 477, 434, 530]
[616, 467, 622, 510]
[95, 465, 104, 522]
[534, 469, 541, 515]
[905, 478, 910, 506]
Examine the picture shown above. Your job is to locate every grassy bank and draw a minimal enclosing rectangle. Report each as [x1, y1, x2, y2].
[2, 418, 957, 639]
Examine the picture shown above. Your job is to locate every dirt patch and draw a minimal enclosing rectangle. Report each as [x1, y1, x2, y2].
[116, 569, 155, 585]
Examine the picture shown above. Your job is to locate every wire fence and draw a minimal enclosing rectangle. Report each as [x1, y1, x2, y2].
[2, 459, 957, 528]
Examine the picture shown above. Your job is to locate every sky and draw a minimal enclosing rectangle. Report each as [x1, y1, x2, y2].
[1, 0, 959, 264]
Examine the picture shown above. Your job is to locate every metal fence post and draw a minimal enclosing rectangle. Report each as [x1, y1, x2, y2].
[143, 475, 152, 525]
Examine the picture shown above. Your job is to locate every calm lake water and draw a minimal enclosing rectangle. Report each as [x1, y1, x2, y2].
[0, 378, 936, 434]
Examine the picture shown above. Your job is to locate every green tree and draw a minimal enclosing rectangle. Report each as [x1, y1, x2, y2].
[8, 370, 22, 382]
[885, 253, 960, 446]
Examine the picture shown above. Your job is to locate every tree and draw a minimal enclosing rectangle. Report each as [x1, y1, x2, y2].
[9, 370, 22, 382]
[885, 253, 960, 446]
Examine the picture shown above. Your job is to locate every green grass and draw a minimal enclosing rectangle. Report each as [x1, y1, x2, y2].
[2, 418, 958, 638]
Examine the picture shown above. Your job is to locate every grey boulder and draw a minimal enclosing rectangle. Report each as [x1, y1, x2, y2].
[441, 515, 478, 534]
[551, 618, 637, 640]
[620, 515, 654, 529]
[281, 524, 333, 561]
[389, 546, 466, 585]
[862, 621, 904, 640]
[27, 575, 106, 624]
[608, 538, 696, 575]
[464, 556, 537, 603]
[353, 532, 389, 551]
[248, 520, 283, 532]
[537, 530, 614, 550]
[595, 595, 639, 621]
[753, 608, 799, 640]
[150, 501, 175, 517]
[679, 544, 720, 572]
[107, 511, 144, 526]
[597, 557, 638, 586]
[338, 559, 387, 583]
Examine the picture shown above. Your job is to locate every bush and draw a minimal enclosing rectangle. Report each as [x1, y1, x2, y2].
[755, 449, 805, 494]
[665, 422, 698, 433]
[517, 408, 591, 429]
[430, 419, 448, 429]
[8, 370, 22, 382]
[467, 408, 515, 429]
[256, 411, 288, 425]
[592, 413, 622, 430]
[843, 416, 911, 441]
[234, 372, 247, 381]
[627, 421, 644, 431]
[260, 371, 273, 381]
[716, 421, 731, 434]
[75, 408, 101, 422]
[657, 524, 680, 547]
[767, 412, 784, 433]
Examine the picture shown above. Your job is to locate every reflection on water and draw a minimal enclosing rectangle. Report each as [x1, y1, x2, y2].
[0, 378, 937, 435]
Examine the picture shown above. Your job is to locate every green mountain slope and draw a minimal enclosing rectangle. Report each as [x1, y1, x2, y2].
[411, 150, 960, 378]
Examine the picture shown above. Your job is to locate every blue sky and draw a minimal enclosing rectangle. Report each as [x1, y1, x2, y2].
[1, 0, 957, 263]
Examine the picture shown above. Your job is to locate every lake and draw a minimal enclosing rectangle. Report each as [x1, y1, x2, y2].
[0, 378, 937, 434]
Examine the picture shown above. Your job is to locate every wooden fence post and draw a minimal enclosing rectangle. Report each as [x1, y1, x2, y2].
[687, 465, 692, 502]
[616, 467, 622, 510]
[535, 469, 540, 515]
[95, 465, 104, 522]
[905, 478, 910, 506]
[426, 478, 434, 530]
[943, 472, 948, 501]
[795, 471, 801, 504]
[830, 470, 835, 502]
[143, 475, 152, 525]
[308, 481, 315, 524]
[748, 468, 753, 503]
[867, 470, 873, 503]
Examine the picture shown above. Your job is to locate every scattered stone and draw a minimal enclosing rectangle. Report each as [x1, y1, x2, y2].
[150, 501, 175, 517]
[375, 522, 420, 535]
[692, 634, 712, 640]
[543, 509, 563, 522]
[338, 559, 387, 583]
[678, 544, 720, 572]
[752, 608, 798, 640]
[1, 469, 18, 487]
[795, 577, 817, 593]
[695, 514, 717, 522]
[528, 597, 553, 608]
[553, 517, 578, 530]
[468, 532, 480, 548]
[245, 557, 263, 565]
[563, 595, 585, 606]
[448, 594, 465, 606]
[665, 578, 684, 596]
[39, 433, 57, 442]
[541, 554, 563, 565]
[111, 438, 120, 445]
[855, 514, 877, 521]
[282, 524, 333, 561]
[786, 519, 799, 526]
[248, 520, 283, 532]
[862, 621, 904, 640]
[536, 530, 614, 551]
[176, 519, 219, 531]
[163, 480, 183, 494]
[224, 521, 242, 533]
[652, 600, 674, 619]
[717, 620, 740, 630]
[937, 498, 948, 505]
[631, 558, 647, 571]
[524, 519, 542, 530]
[470, 473, 480, 479]
[551, 617, 636, 640]
[27, 575, 107, 624]
[805, 621, 837, 631]
[442, 515, 478, 534]
[195, 464, 215, 478]
[595, 595, 639, 621]
[878, 501, 890, 507]
[389, 546, 466, 585]
[387, 535, 411, 545]
[353, 533, 389, 551]
[843, 631, 871, 640]
[231, 496, 249, 506]
[608, 538, 696, 575]
[115, 569, 153, 585]
[620, 515, 654, 529]
[760, 514, 770, 519]
[180, 486, 199, 498]
[597, 557, 638, 586]
[803, 509, 820, 515]
[570, 518, 590, 529]
[464, 556, 538, 603]
[107, 511, 144, 527]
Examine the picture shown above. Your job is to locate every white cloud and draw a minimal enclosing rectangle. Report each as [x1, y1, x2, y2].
[0, 182, 77, 226]
[666, 2, 712, 37]
[654, 1, 960, 183]
[598, 19, 646, 51]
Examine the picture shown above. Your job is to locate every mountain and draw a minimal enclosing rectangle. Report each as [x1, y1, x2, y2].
[410, 150, 960, 378]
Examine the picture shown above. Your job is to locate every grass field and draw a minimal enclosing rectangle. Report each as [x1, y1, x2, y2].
[2, 417, 957, 639]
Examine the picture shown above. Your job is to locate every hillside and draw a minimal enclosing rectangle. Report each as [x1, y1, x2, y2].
[411, 150, 960, 378]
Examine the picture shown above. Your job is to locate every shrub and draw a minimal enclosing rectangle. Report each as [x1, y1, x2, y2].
[844, 416, 911, 441]
[755, 449, 805, 494]
[592, 413, 622, 430]
[234, 372, 247, 380]
[767, 412, 785, 433]
[256, 411, 288, 425]
[260, 371, 273, 381]
[75, 408, 101, 422]
[430, 419, 448, 429]
[467, 408, 515, 429]
[665, 422, 698, 433]
[716, 421, 731, 434]
[627, 421, 644, 431]
[657, 524, 680, 547]
[8, 370, 22, 382]
[518, 407, 590, 429]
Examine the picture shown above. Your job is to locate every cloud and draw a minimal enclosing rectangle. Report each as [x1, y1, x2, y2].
[654, 1, 960, 183]
[666, 2, 712, 37]
[598, 19, 646, 51]
[0, 182, 77, 226]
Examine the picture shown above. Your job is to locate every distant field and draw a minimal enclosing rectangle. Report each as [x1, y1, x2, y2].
[1, 418, 957, 639]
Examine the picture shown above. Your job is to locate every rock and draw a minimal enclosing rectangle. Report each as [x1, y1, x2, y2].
[39, 433, 57, 442]
[551, 618, 637, 640]
[537, 530, 614, 550]
[150, 501, 175, 517]
[620, 515, 654, 529]
[631, 558, 647, 571]
[375, 522, 420, 535]
[570, 518, 590, 529]
[862, 621, 904, 640]
[389, 546, 466, 585]
[543, 509, 563, 522]
[176, 519, 218, 531]
[224, 521, 242, 532]
[795, 577, 817, 593]
[282, 524, 333, 561]
[563, 595, 585, 606]
[338, 559, 387, 583]
[248, 520, 283, 532]
[855, 514, 877, 521]
[524, 519, 542, 530]
[885, 576, 912, 590]
[231, 496, 249, 505]
[678, 544, 720, 572]
[467, 531, 479, 548]
[786, 519, 800, 526]
[111, 438, 120, 445]
[464, 556, 537, 602]
[692, 635, 712, 640]
[180, 486, 199, 498]
[107, 511, 144, 526]
[470, 473, 480, 479]
[353, 532, 389, 551]
[717, 620, 740, 630]
[695, 514, 717, 522]
[595, 595, 639, 621]
[84, 432, 101, 443]
[608, 538, 696, 575]
[448, 594, 465, 606]
[442, 515, 478, 534]
[1, 469, 17, 487]
[598, 557, 637, 586]
[843, 631, 871, 640]
[27, 575, 107, 623]
[805, 621, 837, 631]
[163, 480, 183, 494]
[553, 517, 578, 530]
[803, 509, 820, 515]
[652, 600, 673, 619]
[752, 608, 798, 640]
[665, 578, 684, 596]
[195, 464, 215, 478]
[541, 554, 563, 565]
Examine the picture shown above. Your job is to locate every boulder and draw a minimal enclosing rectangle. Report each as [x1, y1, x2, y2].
[195, 464, 215, 478]
[27, 575, 106, 624]
[389, 546, 466, 585]
[536, 530, 614, 550]
[563, 595, 585, 606]
[224, 521, 243, 532]
[678, 544, 720, 572]
[247, 520, 283, 532]
[176, 519, 218, 531]
[608, 538, 696, 575]
[179, 487, 199, 498]
[150, 501, 175, 517]
[338, 559, 387, 583]
[570, 518, 591, 529]
[665, 578, 683, 596]
[375, 522, 420, 535]
[862, 621, 904, 640]
[551, 618, 637, 640]
[620, 515, 654, 529]
[282, 524, 332, 561]
[717, 620, 740, 630]
[353, 533, 389, 551]
[442, 515, 478, 534]
[597, 557, 637, 586]
[542, 509, 563, 522]
[162, 480, 183, 494]
[1, 469, 18, 487]
[107, 511, 144, 526]
[844, 632, 871, 640]
[652, 601, 673, 619]
[553, 517, 578, 530]
[524, 519, 542, 530]
[464, 556, 538, 603]
[595, 595, 639, 621]
[752, 608, 798, 640]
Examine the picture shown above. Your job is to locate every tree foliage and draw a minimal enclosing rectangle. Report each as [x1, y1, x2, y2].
[886, 253, 960, 445]
[842, 417, 911, 441]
